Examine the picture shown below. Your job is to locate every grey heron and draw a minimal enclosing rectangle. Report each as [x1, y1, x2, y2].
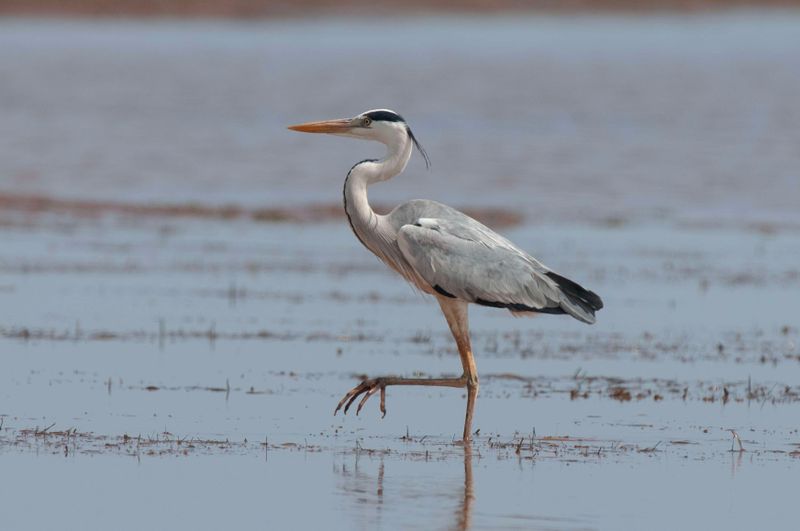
[288, 109, 603, 442]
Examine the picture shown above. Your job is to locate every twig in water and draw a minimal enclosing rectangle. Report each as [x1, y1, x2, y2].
[37, 422, 56, 435]
[760, 384, 777, 409]
[729, 430, 745, 452]
[515, 438, 524, 455]
[638, 441, 662, 453]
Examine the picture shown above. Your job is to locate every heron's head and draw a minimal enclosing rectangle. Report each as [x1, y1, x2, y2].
[288, 109, 430, 168]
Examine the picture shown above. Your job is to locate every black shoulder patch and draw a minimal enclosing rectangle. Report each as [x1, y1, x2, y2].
[434, 285, 457, 298]
[365, 110, 405, 123]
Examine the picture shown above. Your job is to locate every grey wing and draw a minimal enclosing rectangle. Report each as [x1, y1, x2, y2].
[396, 216, 602, 324]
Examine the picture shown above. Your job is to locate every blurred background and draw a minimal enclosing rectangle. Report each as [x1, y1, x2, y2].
[1, 1, 799, 224]
[1, 2, 799, 530]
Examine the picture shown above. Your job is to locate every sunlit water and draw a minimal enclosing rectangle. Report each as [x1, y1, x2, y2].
[1, 12, 799, 531]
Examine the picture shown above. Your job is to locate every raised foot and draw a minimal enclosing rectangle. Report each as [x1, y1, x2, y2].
[334, 377, 388, 417]
[333, 375, 469, 418]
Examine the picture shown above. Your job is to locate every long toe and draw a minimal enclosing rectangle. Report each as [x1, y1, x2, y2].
[334, 378, 387, 416]
[335, 383, 366, 415]
[344, 382, 370, 414]
[356, 384, 382, 415]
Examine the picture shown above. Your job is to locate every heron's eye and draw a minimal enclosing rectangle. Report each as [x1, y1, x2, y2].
[362, 117, 372, 127]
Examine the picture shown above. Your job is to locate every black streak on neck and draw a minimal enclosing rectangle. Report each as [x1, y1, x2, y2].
[343, 159, 378, 251]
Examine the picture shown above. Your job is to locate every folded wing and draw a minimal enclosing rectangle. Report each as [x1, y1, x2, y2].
[396, 217, 602, 324]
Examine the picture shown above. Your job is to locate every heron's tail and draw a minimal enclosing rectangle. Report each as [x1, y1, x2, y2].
[546, 271, 604, 325]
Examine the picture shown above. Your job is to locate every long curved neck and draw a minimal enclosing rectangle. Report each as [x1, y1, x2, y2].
[343, 134, 413, 250]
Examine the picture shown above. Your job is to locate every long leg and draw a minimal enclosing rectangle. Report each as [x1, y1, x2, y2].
[333, 297, 478, 442]
[438, 298, 479, 442]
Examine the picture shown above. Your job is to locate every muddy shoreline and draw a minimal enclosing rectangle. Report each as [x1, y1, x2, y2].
[0, 192, 524, 228]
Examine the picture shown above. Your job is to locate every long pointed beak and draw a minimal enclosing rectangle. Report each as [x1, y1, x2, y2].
[287, 118, 353, 134]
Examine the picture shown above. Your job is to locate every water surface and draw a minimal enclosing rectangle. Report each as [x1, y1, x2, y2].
[1, 12, 799, 531]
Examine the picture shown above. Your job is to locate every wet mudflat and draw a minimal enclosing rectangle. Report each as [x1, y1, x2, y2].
[1, 12, 800, 531]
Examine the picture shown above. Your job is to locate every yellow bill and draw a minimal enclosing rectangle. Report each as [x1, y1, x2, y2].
[287, 118, 353, 134]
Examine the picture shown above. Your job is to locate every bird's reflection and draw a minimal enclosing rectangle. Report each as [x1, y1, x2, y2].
[730, 447, 744, 478]
[456, 444, 474, 530]
[334, 443, 475, 530]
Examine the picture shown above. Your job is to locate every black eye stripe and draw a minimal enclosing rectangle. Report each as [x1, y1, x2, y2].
[364, 110, 405, 123]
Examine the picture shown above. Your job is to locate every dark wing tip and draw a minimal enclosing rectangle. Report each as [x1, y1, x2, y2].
[545, 271, 604, 311]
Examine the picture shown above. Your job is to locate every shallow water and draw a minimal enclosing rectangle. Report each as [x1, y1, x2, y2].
[2, 448, 798, 531]
[1, 12, 799, 531]
[2, 210, 798, 529]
